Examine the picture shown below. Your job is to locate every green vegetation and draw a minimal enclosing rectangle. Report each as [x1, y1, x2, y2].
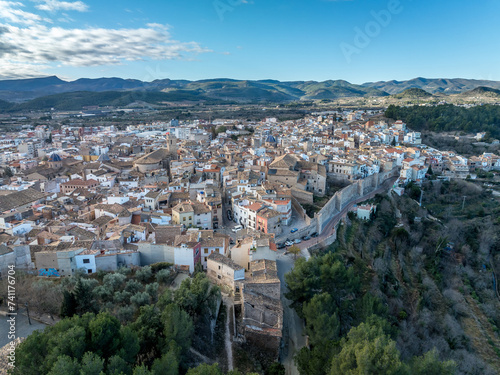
[2, 90, 226, 112]
[392, 88, 434, 99]
[385, 104, 500, 139]
[11, 270, 243, 375]
[287, 245, 301, 260]
[286, 181, 500, 374]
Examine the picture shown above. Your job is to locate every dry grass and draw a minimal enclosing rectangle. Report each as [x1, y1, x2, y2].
[462, 295, 500, 373]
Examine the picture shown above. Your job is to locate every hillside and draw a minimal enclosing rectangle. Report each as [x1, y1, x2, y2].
[392, 88, 434, 99]
[0, 99, 13, 111]
[286, 180, 500, 375]
[3, 90, 225, 112]
[385, 104, 500, 138]
[3, 76, 500, 109]
[363, 77, 500, 95]
[460, 86, 500, 98]
[0, 76, 388, 105]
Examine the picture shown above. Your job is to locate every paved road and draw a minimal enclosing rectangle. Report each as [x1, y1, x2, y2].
[0, 309, 47, 347]
[273, 177, 397, 373]
[277, 254, 306, 375]
[297, 177, 398, 255]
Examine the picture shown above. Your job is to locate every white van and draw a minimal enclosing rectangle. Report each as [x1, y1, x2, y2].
[232, 225, 243, 233]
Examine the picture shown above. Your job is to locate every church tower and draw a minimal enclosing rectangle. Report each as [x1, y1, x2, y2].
[166, 132, 178, 159]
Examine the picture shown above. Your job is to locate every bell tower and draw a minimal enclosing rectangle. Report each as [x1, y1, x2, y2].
[166, 132, 178, 159]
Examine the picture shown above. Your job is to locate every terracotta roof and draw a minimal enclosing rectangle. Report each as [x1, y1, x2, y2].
[0, 188, 46, 212]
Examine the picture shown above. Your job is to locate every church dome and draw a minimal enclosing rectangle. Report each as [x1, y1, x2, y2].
[49, 153, 62, 162]
[266, 135, 277, 143]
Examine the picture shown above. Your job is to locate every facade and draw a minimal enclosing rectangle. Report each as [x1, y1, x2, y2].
[35, 247, 86, 277]
[256, 208, 282, 235]
[172, 202, 194, 228]
[61, 179, 99, 194]
[207, 252, 245, 290]
[356, 204, 376, 220]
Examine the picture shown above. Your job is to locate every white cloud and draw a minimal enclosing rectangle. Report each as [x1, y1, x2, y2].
[0, 1, 211, 78]
[0, 23, 210, 68]
[0, 1, 45, 25]
[33, 0, 88, 12]
[0, 61, 50, 79]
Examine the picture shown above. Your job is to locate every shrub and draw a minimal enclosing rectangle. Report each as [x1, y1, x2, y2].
[150, 262, 173, 273]
[130, 292, 151, 308]
[125, 280, 144, 294]
[156, 269, 171, 284]
[135, 266, 152, 282]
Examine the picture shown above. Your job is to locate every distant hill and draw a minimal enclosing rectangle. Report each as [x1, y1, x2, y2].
[0, 99, 13, 111]
[1, 90, 225, 112]
[0, 76, 388, 106]
[363, 77, 500, 95]
[2, 76, 500, 110]
[392, 88, 433, 99]
[460, 86, 500, 98]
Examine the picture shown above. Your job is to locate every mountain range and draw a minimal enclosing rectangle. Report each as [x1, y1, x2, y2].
[362, 77, 500, 95]
[0, 76, 500, 110]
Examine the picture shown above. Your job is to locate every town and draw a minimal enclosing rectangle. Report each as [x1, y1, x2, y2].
[0, 106, 499, 373]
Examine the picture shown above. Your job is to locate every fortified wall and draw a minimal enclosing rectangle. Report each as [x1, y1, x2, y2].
[285, 167, 399, 241]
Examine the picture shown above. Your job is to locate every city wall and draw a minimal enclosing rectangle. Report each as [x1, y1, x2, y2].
[316, 167, 398, 232]
[286, 167, 398, 241]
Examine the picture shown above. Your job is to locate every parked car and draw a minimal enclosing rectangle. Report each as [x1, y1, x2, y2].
[302, 235, 311, 241]
[232, 225, 243, 232]
[285, 240, 294, 246]
[294, 238, 302, 244]
[311, 232, 319, 238]
[277, 242, 286, 249]
[290, 228, 298, 233]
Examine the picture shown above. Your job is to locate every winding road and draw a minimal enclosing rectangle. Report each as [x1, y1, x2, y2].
[276, 176, 398, 373]
[297, 177, 399, 257]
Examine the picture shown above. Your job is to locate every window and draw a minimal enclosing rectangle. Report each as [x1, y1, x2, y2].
[218, 265, 221, 270]
[83, 259, 90, 264]
[217, 275, 221, 279]
[204, 248, 209, 254]
[183, 217, 186, 221]
[87, 269, 92, 274]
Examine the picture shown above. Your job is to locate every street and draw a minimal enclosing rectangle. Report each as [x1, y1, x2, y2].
[0, 309, 47, 348]
[297, 177, 398, 252]
[277, 253, 306, 375]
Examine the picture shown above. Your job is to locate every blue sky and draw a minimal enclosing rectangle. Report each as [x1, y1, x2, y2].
[1, 0, 499, 83]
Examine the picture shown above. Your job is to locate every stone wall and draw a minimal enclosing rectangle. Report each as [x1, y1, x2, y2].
[291, 187, 314, 204]
[305, 167, 399, 235]
[245, 330, 281, 359]
[291, 197, 312, 226]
